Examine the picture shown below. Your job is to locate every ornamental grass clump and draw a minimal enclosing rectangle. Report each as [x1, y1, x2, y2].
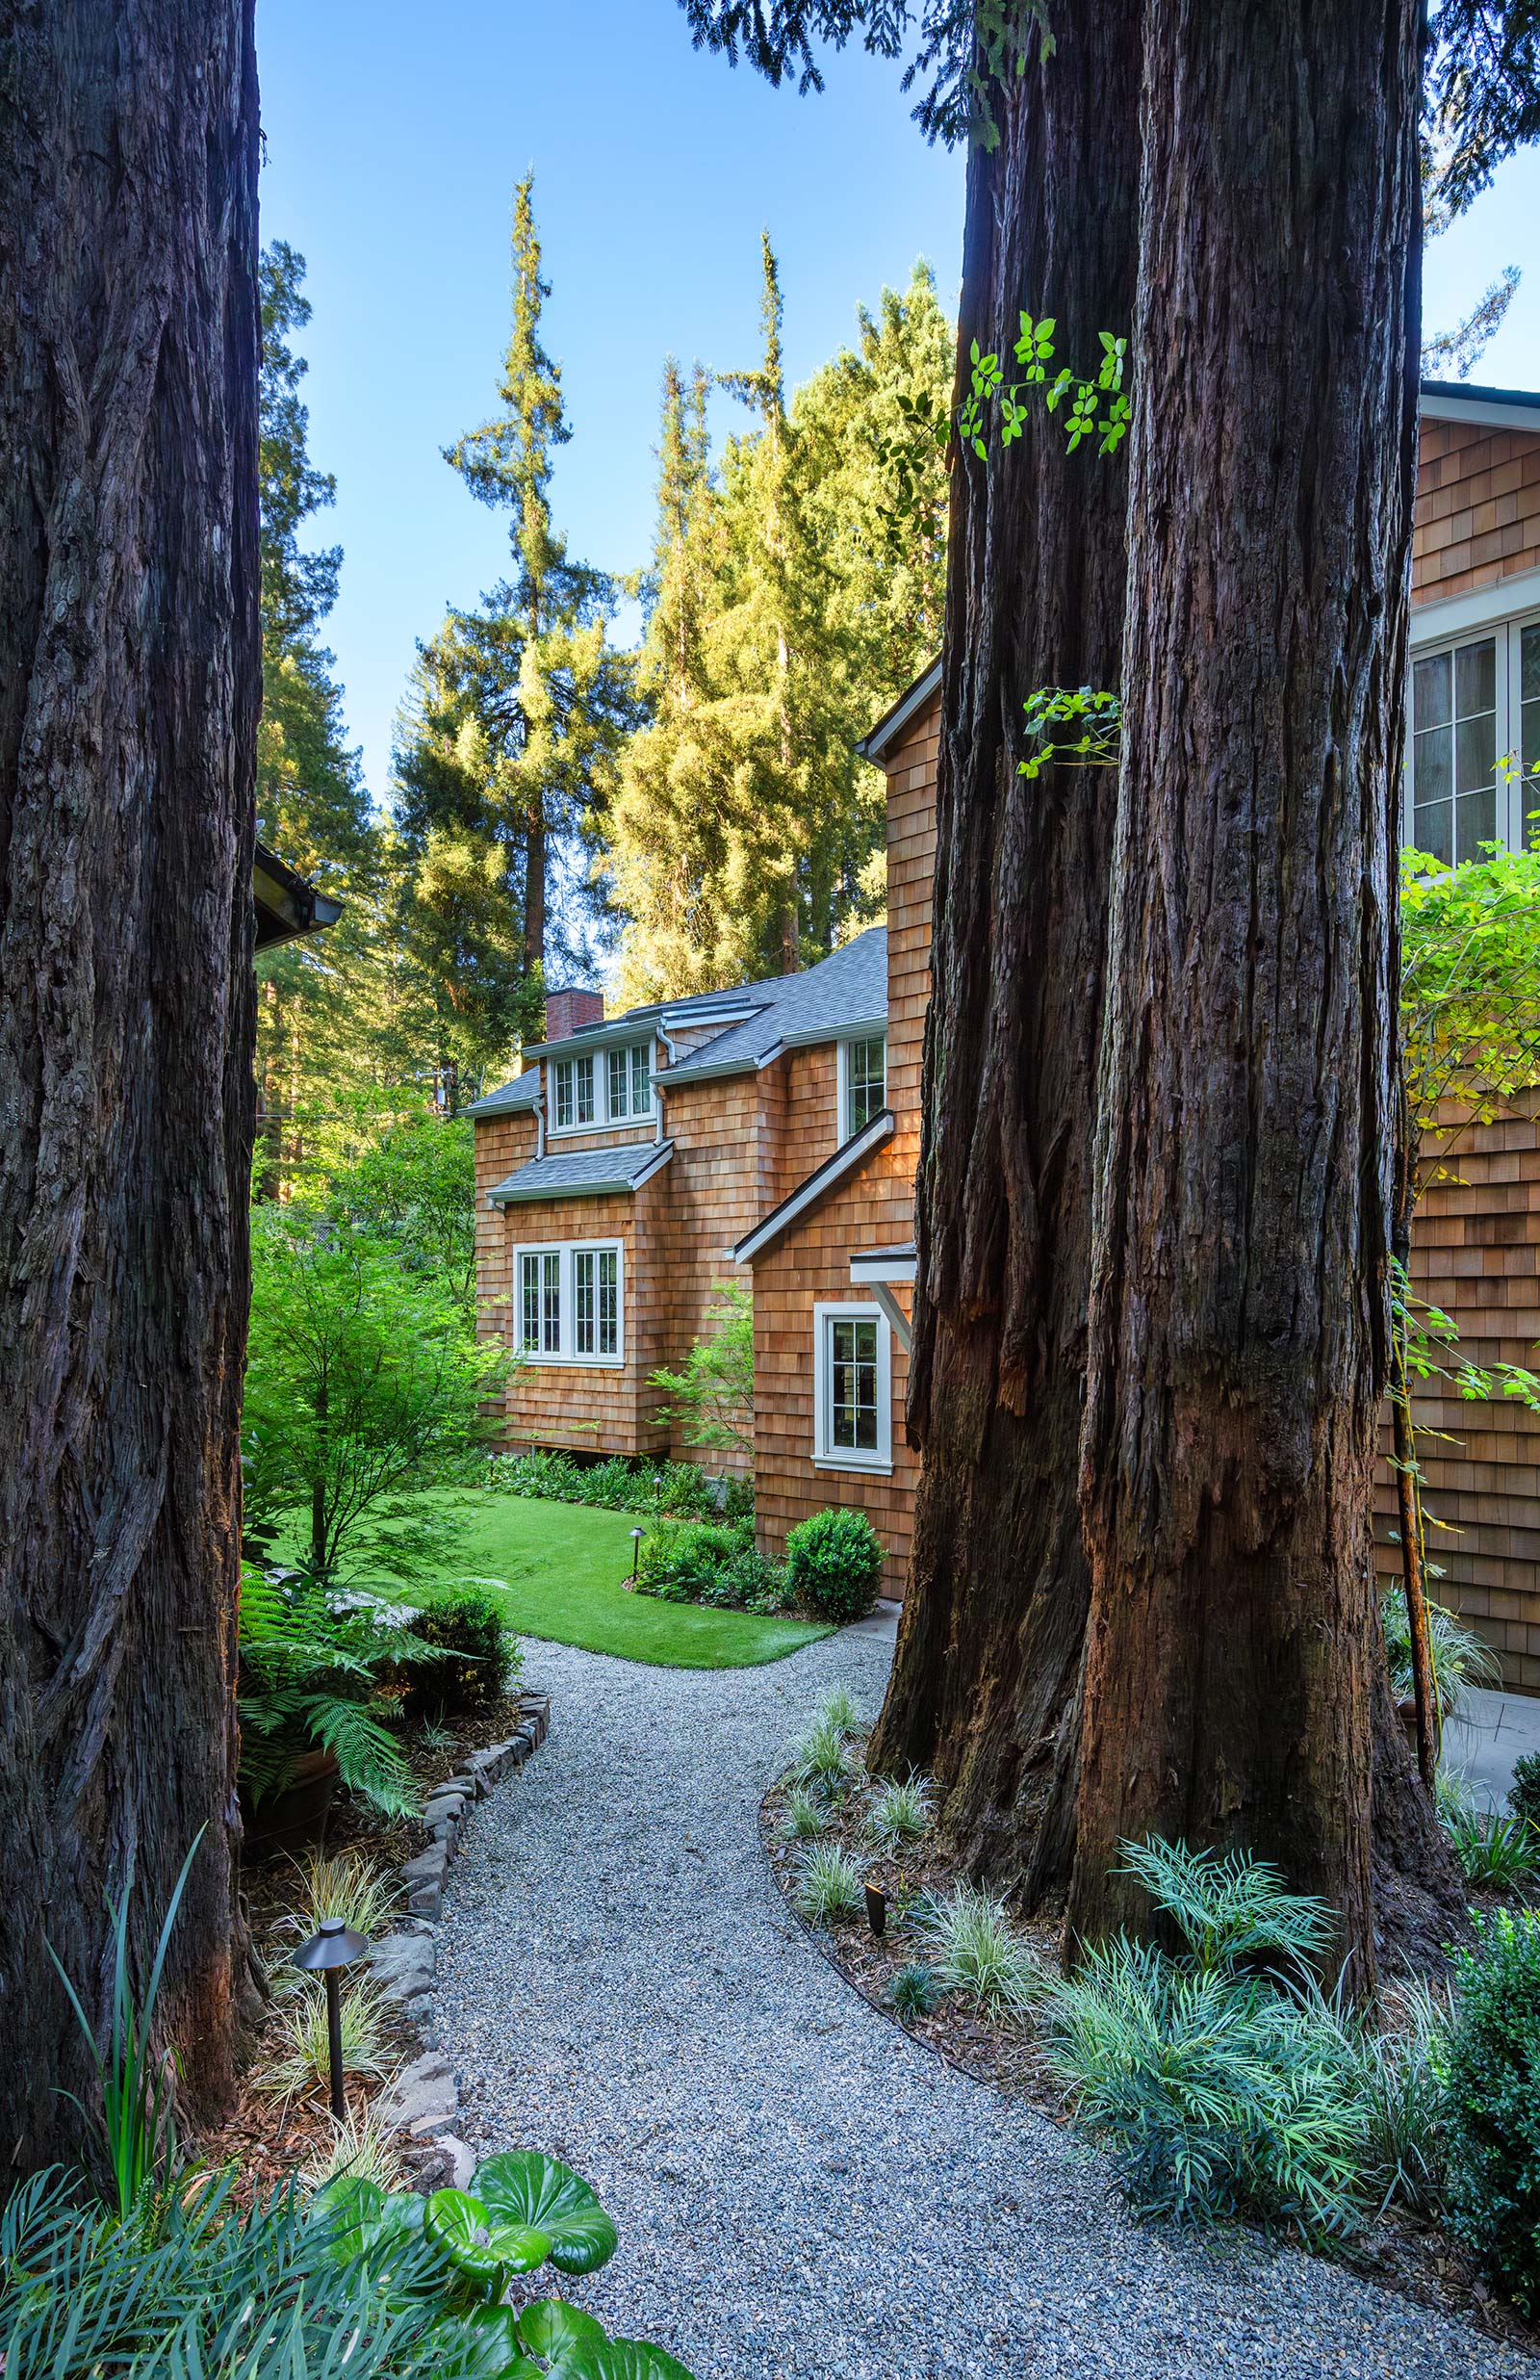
[788, 1708, 859, 1798]
[1437, 1767, 1538, 1888]
[886, 1962, 945, 2021]
[795, 1844, 865, 1925]
[301, 2102, 405, 2194]
[281, 1850, 399, 1945]
[782, 1785, 828, 1841]
[915, 1884, 1044, 2014]
[865, 1773, 932, 1852]
[259, 1973, 396, 2104]
[1383, 1585, 1502, 1720]
[1440, 1906, 1540, 2312]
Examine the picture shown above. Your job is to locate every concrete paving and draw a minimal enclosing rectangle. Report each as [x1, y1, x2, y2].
[1442, 1685, 1540, 1810]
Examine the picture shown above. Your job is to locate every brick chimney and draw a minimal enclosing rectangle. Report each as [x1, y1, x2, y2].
[542, 985, 604, 1045]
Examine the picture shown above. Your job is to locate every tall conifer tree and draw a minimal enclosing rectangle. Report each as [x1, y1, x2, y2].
[440, 174, 634, 976]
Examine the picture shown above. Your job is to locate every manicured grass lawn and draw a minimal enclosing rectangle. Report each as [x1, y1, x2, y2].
[373, 1489, 832, 1669]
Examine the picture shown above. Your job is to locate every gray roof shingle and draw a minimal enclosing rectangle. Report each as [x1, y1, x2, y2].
[486, 1142, 674, 1203]
[466, 926, 888, 1117]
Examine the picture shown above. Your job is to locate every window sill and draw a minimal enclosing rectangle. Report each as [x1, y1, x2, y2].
[515, 1356, 626, 1371]
[811, 1453, 893, 1477]
[547, 1119, 654, 1138]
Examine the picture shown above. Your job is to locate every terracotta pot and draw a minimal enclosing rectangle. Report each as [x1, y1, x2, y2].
[242, 1746, 340, 1855]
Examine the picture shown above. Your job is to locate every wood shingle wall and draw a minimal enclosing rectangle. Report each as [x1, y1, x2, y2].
[1373, 1090, 1540, 1690]
[1415, 417, 1540, 605]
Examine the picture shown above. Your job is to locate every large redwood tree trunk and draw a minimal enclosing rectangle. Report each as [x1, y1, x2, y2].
[0, 0, 261, 2168]
[867, 4, 1140, 1903]
[1068, 0, 1424, 1985]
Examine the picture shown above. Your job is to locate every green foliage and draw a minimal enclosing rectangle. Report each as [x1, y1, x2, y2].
[648, 1285, 755, 1455]
[783, 1507, 885, 1623]
[1399, 841, 1540, 1151]
[300, 2103, 406, 2195]
[781, 1785, 829, 1840]
[914, 1884, 1043, 2014]
[487, 1448, 740, 1521]
[636, 1518, 791, 1615]
[816, 1683, 860, 1737]
[0, 2167, 471, 2380]
[244, 1203, 506, 1584]
[609, 254, 951, 1000]
[958, 314, 1129, 464]
[47, 1834, 204, 2223]
[865, 1772, 932, 1851]
[335, 1105, 479, 1324]
[1424, 1, 1540, 221]
[258, 1974, 396, 2103]
[1115, 1836, 1335, 1977]
[1040, 1941, 1373, 2242]
[1509, 1747, 1540, 1828]
[886, 1962, 944, 2020]
[398, 1588, 519, 1719]
[1440, 1906, 1540, 2309]
[1437, 1768, 1539, 1886]
[1018, 686, 1122, 782]
[794, 1843, 866, 1923]
[279, 1850, 399, 1945]
[787, 1707, 859, 1796]
[237, 1563, 425, 1818]
[1383, 1583, 1502, 1720]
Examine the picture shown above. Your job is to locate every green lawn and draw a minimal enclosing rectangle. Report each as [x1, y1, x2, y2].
[368, 1490, 831, 1669]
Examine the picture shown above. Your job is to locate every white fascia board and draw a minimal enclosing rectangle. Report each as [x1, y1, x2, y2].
[732, 1110, 895, 1265]
[856, 658, 943, 763]
[776, 1013, 887, 1055]
[850, 1251, 916, 1285]
[1410, 567, 1540, 650]
[656, 1053, 761, 1089]
[1420, 390, 1540, 433]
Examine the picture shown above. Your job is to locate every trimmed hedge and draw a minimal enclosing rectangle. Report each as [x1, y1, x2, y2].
[784, 1508, 885, 1624]
[1442, 1905, 1540, 2312]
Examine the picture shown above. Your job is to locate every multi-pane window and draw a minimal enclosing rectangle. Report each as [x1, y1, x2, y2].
[1406, 616, 1540, 863]
[551, 1041, 653, 1131]
[514, 1243, 623, 1363]
[813, 1303, 891, 1470]
[830, 1316, 879, 1451]
[842, 1035, 886, 1138]
[519, 1251, 563, 1355]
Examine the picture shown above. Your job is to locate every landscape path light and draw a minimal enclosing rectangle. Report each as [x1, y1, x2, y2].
[293, 1914, 367, 2118]
[630, 1527, 645, 1582]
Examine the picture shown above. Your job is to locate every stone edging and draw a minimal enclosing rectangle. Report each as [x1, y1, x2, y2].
[364, 1688, 551, 2187]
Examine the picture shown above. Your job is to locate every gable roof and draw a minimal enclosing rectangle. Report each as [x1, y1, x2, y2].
[856, 658, 941, 764]
[486, 1142, 675, 1204]
[732, 1108, 895, 1264]
[466, 926, 888, 1118]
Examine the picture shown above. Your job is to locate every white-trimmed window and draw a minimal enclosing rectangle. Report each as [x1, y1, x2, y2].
[549, 1040, 654, 1134]
[515, 1241, 624, 1364]
[813, 1301, 892, 1473]
[838, 1034, 886, 1140]
[1405, 611, 1540, 863]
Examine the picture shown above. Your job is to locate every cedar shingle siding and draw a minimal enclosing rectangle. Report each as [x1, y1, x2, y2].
[471, 399, 1540, 1666]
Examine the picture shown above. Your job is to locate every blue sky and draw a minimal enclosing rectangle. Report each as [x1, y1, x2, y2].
[256, 0, 1540, 806]
[256, 0, 965, 802]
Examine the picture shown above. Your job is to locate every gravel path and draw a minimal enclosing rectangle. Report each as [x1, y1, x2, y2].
[435, 1628, 1531, 2380]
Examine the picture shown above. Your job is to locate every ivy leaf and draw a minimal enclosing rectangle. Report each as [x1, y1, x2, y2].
[474, 2151, 620, 2276]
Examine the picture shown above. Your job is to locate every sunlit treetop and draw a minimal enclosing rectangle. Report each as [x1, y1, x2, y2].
[1424, 2, 1540, 220]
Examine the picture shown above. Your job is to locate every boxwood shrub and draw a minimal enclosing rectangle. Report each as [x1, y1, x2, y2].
[784, 1508, 885, 1624]
[398, 1588, 518, 1718]
[1441, 1905, 1540, 2311]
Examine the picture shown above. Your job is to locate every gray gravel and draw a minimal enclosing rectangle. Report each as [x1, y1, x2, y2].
[435, 1626, 1531, 2380]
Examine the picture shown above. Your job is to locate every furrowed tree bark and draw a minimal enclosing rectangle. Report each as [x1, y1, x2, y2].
[866, 6, 1140, 1903]
[1069, 0, 1424, 1987]
[0, 0, 261, 2170]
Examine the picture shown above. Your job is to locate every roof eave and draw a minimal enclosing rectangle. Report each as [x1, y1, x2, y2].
[856, 658, 943, 764]
[732, 1109, 896, 1265]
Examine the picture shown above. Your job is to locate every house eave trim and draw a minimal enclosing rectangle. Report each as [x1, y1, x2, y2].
[856, 658, 942, 763]
[486, 1141, 675, 1205]
[732, 1110, 895, 1265]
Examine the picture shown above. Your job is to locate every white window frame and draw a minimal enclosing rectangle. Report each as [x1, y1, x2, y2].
[836, 1033, 887, 1142]
[512, 1239, 625, 1367]
[812, 1300, 892, 1474]
[547, 1039, 654, 1136]
[1403, 598, 1540, 861]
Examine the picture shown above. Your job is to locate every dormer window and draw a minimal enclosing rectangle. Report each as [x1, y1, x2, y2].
[839, 1034, 886, 1139]
[549, 1038, 654, 1133]
[553, 1053, 595, 1130]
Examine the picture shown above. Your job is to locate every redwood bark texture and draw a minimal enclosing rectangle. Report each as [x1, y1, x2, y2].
[0, 0, 261, 2167]
[867, 7, 1140, 1902]
[1069, 0, 1424, 1985]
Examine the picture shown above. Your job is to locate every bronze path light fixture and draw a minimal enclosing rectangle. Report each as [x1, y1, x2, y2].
[630, 1527, 645, 1582]
[293, 1914, 367, 2117]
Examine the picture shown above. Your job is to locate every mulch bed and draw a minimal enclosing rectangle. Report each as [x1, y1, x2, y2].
[759, 1747, 1539, 2361]
[198, 1687, 528, 2201]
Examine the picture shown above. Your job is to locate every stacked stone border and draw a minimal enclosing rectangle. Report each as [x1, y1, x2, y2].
[364, 1688, 551, 2187]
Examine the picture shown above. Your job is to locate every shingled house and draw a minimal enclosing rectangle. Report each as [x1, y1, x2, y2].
[471, 378, 1540, 1655]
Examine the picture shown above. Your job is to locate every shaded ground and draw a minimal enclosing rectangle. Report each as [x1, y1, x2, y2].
[434, 1631, 1531, 2380]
